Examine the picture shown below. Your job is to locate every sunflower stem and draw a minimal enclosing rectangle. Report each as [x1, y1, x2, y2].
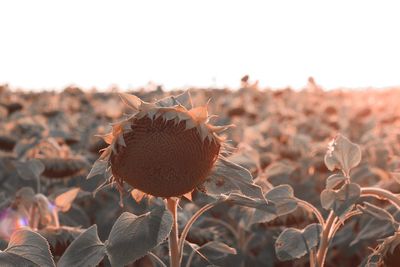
[361, 187, 400, 210]
[167, 197, 180, 267]
[316, 211, 336, 267]
[178, 202, 218, 264]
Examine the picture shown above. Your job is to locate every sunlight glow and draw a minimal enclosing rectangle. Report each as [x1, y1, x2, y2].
[0, 0, 399, 90]
[0, 208, 29, 240]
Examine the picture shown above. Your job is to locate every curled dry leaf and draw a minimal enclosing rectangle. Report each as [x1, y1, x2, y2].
[55, 188, 80, 213]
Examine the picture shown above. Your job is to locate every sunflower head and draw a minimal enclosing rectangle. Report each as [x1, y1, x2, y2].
[92, 91, 231, 199]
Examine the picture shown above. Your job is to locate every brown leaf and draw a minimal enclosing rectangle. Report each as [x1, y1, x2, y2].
[55, 188, 80, 212]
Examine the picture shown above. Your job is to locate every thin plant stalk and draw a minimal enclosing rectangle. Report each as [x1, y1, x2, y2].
[316, 186, 400, 267]
[167, 198, 180, 267]
[309, 248, 317, 267]
[36, 175, 41, 194]
[52, 207, 60, 228]
[316, 211, 335, 267]
[329, 210, 361, 240]
[202, 217, 240, 241]
[148, 252, 167, 267]
[178, 202, 218, 264]
[361, 187, 400, 210]
[29, 204, 38, 229]
[297, 199, 325, 226]
[185, 242, 213, 267]
[185, 250, 197, 267]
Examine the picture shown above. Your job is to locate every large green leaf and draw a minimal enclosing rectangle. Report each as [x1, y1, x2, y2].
[275, 223, 322, 261]
[105, 206, 173, 267]
[265, 184, 298, 216]
[0, 228, 55, 267]
[350, 203, 397, 247]
[58, 225, 105, 267]
[326, 173, 347, 189]
[203, 158, 264, 199]
[227, 185, 298, 229]
[324, 134, 361, 177]
[321, 183, 361, 220]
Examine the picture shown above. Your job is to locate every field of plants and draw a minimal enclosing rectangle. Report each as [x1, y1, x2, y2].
[0, 83, 400, 267]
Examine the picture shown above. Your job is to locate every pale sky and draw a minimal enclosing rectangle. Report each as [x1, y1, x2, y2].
[0, 0, 399, 91]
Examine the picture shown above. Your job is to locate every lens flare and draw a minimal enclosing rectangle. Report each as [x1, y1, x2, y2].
[0, 208, 29, 241]
[48, 202, 56, 211]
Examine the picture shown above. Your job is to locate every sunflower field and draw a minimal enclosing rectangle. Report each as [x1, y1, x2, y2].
[1, 83, 400, 267]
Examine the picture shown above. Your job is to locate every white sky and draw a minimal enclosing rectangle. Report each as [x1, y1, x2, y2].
[0, 0, 399, 91]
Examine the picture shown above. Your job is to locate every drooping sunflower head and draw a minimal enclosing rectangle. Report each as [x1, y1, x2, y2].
[92, 91, 231, 199]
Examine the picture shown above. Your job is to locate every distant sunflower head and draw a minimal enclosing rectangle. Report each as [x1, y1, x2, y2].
[92, 91, 231, 199]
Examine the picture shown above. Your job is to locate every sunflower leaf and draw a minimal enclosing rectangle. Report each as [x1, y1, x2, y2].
[275, 223, 322, 261]
[324, 134, 361, 177]
[265, 184, 298, 216]
[320, 183, 361, 220]
[229, 185, 298, 229]
[357, 202, 395, 225]
[0, 228, 55, 267]
[105, 206, 173, 267]
[58, 225, 106, 267]
[203, 157, 264, 200]
[326, 173, 347, 189]
[14, 159, 45, 181]
[87, 159, 108, 180]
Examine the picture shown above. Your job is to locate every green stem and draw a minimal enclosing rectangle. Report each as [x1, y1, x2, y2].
[297, 199, 325, 227]
[185, 249, 197, 267]
[167, 198, 180, 267]
[329, 210, 361, 240]
[361, 187, 400, 210]
[202, 217, 240, 241]
[185, 242, 214, 267]
[29, 204, 38, 229]
[148, 252, 167, 267]
[295, 199, 324, 267]
[316, 186, 400, 267]
[242, 232, 255, 254]
[309, 248, 317, 267]
[316, 211, 335, 267]
[36, 175, 41, 194]
[178, 202, 218, 264]
[52, 208, 60, 228]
